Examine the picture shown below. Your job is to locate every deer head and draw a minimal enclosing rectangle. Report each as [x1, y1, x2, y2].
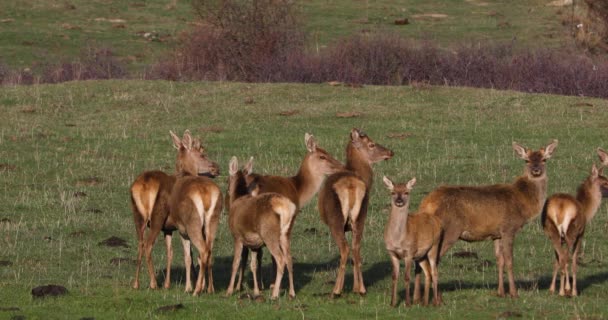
[350, 128, 394, 164]
[383, 176, 416, 208]
[512, 140, 558, 179]
[304, 133, 344, 175]
[590, 162, 608, 197]
[171, 130, 220, 177]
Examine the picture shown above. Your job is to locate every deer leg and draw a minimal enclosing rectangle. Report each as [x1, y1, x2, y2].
[549, 251, 559, 294]
[236, 249, 248, 291]
[329, 226, 350, 298]
[548, 232, 562, 294]
[418, 259, 432, 306]
[404, 258, 413, 306]
[258, 249, 265, 290]
[132, 214, 146, 289]
[143, 224, 162, 290]
[191, 236, 208, 296]
[250, 250, 261, 297]
[413, 261, 423, 304]
[280, 233, 295, 299]
[226, 239, 244, 297]
[163, 231, 173, 289]
[204, 221, 218, 294]
[558, 247, 567, 296]
[181, 237, 193, 292]
[494, 239, 505, 297]
[501, 236, 518, 298]
[571, 239, 582, 296]
[351, 222, 366, 295]
[389, 254, 400, 307]
[266, 239, 285, 300]
[429, 255, 441, 306]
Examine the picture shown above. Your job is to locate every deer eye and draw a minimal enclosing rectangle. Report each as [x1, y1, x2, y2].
[319, 155, 327, 160]
[369, 143, 376, 148]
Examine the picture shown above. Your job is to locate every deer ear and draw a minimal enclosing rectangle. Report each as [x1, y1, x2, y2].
[243, 156, 254, 176]
[542, 139, 558, 160]
[406, 177, 417, 190]
[512, 142, 529, 160]
[170, 130, 182, 150]
[305, 133, 317, 152]
[598, 148, 608, 166]
[182, 130, 193, 151]
[350, 128, 363, 148]
[229, 156, 239, 176]
[192, 138, 202, 151]
[382, 176, 394, 191]
[591, 163, 599, 178]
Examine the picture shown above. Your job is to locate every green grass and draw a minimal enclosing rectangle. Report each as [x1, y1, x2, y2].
[0, 0, 571, 70]
[1, 80, 608, 319]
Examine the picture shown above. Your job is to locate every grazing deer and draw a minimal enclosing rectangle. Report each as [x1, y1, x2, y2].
[318, 128, 394, 297]
[383, 176, 442, 307]
[130, 130, 219, 291]
[416, 140, 558, 298]
[225, 157, 297, 299]
[541, 150, 608, 296]
[236, 133, 344, 290]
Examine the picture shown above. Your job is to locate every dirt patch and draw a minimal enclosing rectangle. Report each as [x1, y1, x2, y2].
[94, 18, 127, 23]
[1, 19, 15, 23]
[336, 112, 361, 118]
[572, 102, 594, 107]
[99, 236, 129, 248]
[386, 132, 412, 140]
[0, 307, 20, 311]
[394, 18, 409, 25]
[76, 177, 102, 186]
[244, 97, 255, 105]
[0, 164, 17, 172]
[452, 251, 479, 259]
[278, 110, 299, 116]
[198, 126, 224, 133]
[155, 304, 184, 313]
[465, 0, 489, 6]
[0, 261, 12, 267]
[412, 13, 448, 20]
[61, 23, 81, 30]
[110, 257, 136, 266]
[20, 106, 36, 113]
[31, 285, 68, 298]
[496, 311, 523, 319]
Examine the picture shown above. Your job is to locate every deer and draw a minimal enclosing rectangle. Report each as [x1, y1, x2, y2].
[383, 176, 442, 307]
[130, 130, 219, 291]
[541, 149, 608, 296]
[318, 128, 394, 297]
[225, 156, 297, 300]
[415, 139, 558, 298]
[234, 133, 344, 291]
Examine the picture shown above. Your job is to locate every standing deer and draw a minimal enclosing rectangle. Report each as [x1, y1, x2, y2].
[225, 157, 297, 299]
[541, 149, 608, 296]
[383, 176, 442, 307]
[236, 133, 344, 290]
[168, 147, 223, 295]
[416, 140, 558, 298]
[130, 130, 219, 291]
[318, 128, 394, 297]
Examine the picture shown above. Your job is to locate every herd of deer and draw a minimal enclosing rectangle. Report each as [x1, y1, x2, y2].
[129, 128, 608, 306]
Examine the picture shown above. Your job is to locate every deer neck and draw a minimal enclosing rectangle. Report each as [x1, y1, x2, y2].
[515, 174, 548, 220]
[346, 144, 373, 188]
[291, 159, 324, 207]
[385, 205, 409, 246]
[576, 177, 602, 223]
[229, 173, 250, 207]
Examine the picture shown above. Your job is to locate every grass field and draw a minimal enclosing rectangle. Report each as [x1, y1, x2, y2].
[1, 0, 571, 70]
[1, 80, 608, 319]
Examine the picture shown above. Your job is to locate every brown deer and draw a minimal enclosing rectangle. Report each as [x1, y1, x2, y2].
[235, 133, 344, 290]
[318, 128, 394, 297]
[167, 149, 223, 295]
[225, 157, 297, 299]
[383, 176, 442, 307]
[541, 150, 608, 296]
[415, 140, 558, 298]
[130, 130, 219, 291]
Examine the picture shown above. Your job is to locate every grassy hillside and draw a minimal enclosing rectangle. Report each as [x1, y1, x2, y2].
[1, 80, 607, 319]
[1, 0, 570, 69]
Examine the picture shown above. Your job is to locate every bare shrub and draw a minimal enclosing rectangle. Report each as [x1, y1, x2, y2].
[40, 46, 127, 83]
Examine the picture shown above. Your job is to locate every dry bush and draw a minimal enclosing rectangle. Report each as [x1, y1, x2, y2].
[40, 46, 126, 83]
